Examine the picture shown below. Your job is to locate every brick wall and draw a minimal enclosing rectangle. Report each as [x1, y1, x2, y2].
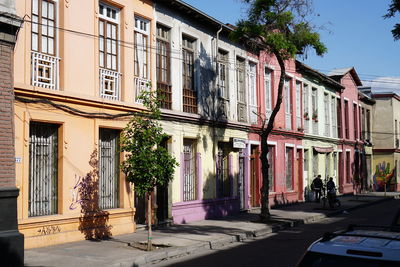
[0, 39, 15, 188]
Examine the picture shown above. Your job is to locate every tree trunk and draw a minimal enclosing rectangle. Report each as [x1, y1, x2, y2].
[147, 193, 152, 251]
[259, 52, 286, 221]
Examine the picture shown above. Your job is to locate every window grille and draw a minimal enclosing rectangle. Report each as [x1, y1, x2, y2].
[183, 139, 197, 201]
[237, 58, 247, 122]
[31, 51, 60, 90]
[182, 36, 197, 113]
[134, 77, 151, 103]
[99, 129, 120, 209]
[100, 68, 120, 100]
[29, 122, 58, 217]
[217, 144, 230, 197]
[285, 147, 293, 190]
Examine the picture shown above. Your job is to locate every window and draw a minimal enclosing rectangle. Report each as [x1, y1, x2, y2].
[333, 152, 338, 177]
[31, 0, 59, 90]
[285, 147, 294, 190]
[324, 93, 330, 137]
[337, 98, 342, 138]
[99, 3, 120, 100]
[331, 96, 337, 138]
[183, 139, 197, 201]
[311, 87, 318, 134]
[217, 50, 229, 118]
[303, 84, 309, 132]
[366, 109, 371, 140]
[346, 151, 351, 183]
[353, 103, 358, 139]
[296, 81, 302, 130]
[268, 146, 275, 191]
[285, 79, 292, 130]
[99, 3, 119, 71]
[29, 122, 59, 217]
[134, 17, 150, 79]
[361, 108, 366, 140]
[99, 128, 120, 209]
[237, 57, 247, 122]
[217, 50, 229, 99]
[156, 24, 171, 109]
[344, 100, 349, 139]
[217, 143, 231, 197]
[265, 68, 272, 117]
[32, 0, 56, 54]
[182, 35, 197, 113]
[248, 62, 257, 124]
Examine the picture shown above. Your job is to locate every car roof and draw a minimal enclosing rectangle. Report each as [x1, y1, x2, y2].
[309, 229, 400, 261]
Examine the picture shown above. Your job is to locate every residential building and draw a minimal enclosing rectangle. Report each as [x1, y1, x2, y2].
[247, 53, 304, 208]
[369, 93, 400, 192]
[296, 61, 344, 200]
[13, 0, 155, 248]
[329, 68, 363, 194]
[155, 0, 252, 223]
[358, 90, 375, 191]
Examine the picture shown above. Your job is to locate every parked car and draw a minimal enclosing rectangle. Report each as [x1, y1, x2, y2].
[297, 223, 400, 267]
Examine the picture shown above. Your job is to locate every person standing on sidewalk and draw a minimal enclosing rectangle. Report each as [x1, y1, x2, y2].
[311, 175, 323, 203]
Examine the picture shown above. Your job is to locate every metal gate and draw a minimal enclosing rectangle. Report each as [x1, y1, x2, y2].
[183, 139, 197, 201]
[99, 129, 120, 209]
[29, 122, 58, 217]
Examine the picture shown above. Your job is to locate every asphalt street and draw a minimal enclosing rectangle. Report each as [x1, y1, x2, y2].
[151, 199, 400, 267]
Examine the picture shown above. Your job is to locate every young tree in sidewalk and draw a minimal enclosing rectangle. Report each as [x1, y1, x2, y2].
[384, 0, 400, 40]
[121, 91, 178, 251]
[231, 0, 327, 221]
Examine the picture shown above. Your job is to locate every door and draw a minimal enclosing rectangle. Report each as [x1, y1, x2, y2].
[156, 138, 170, 223]
[250, 146, 259, 207]
[297, 149, 303, 201]
[238, 150, 245, 210]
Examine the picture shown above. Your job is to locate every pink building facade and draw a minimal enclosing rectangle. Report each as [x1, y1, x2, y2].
[329, 68, 363, 194]
[247, 52, 304, 209]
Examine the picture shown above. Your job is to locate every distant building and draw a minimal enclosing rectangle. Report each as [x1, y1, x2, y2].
[370, 93, 400, 192]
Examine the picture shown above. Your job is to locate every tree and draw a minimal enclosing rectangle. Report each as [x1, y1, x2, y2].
[121, 91, 178, 251]
[384, 0, 400, 40]
[231, 0, 326, 221]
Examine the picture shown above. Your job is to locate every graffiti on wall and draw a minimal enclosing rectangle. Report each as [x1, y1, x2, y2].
[37, 225, 61, 235]
[373, 162, 396, 192]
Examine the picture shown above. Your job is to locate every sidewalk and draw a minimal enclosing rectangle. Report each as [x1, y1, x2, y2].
[25, 193, 399, 267]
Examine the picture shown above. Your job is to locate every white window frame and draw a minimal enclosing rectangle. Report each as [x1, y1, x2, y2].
[265, 67, 272, 117]
[284, 78, 292, 130]
[248, 62, 258, 124]
[296, 80, 302, 130]
[134, 16, 150, 80]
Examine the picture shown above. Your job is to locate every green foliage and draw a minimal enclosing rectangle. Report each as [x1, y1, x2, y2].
[121, 91, 178, 196]
[384, 0, 400, 40]
[231, 0, 327, 59]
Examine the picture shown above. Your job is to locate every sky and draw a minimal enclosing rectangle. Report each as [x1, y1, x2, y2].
[183, 0, 400, 94]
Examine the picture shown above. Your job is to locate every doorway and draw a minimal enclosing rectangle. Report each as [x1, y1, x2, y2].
[250, 145, 259, 207]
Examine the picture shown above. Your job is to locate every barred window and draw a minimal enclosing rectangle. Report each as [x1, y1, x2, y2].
[267, 146, 275, 192]
[285, 147, 293, 191]
[29, 122, 59, 217]
[183, 139, 197, 201]
[99, 128, 120, 209]
[217, 143, 231, 198]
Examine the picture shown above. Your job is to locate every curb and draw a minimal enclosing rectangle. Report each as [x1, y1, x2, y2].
[132, 196, 394, 266]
